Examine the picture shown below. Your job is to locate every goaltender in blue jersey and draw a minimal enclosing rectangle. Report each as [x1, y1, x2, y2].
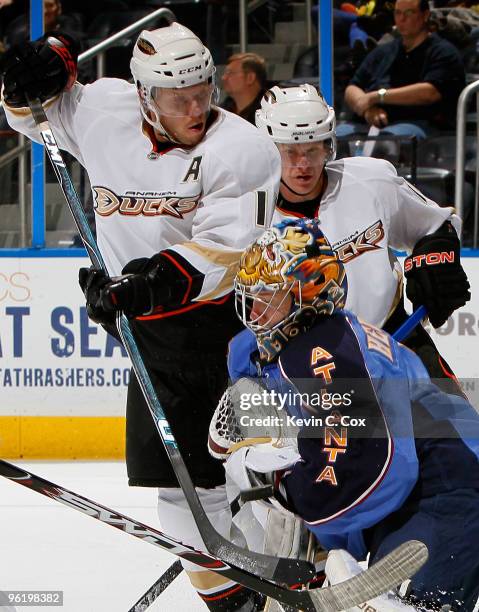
[210, 218, 479, 611]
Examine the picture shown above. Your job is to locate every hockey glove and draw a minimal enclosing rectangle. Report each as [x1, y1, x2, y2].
[404, 222, 470, 328]
[79, 252, 200, 322]
[78, 267, 117, 326]
[78, 266, 159, 322]
[1, 32, 78, 108]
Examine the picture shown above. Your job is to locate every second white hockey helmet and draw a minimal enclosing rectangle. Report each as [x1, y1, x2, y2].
[255, 84, 337, 160]
[130, 23, 217, 131]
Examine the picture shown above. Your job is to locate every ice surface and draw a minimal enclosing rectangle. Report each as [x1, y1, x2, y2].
[0, 461, 206, 611]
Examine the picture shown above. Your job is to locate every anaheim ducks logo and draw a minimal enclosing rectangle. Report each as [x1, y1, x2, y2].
[137, 38, 155, 56]
[93, 187, 200, 219]
[334, 220, 384, 264]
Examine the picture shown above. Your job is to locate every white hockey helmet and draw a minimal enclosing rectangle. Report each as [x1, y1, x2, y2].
[130, 23, 217, 135]
[255, 84, 337, 160]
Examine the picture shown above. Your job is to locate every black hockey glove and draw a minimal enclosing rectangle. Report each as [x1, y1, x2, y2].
[78, 267, 117, 326]
[79, 253, 202, 322]
[1, 32, 78, 108]
[404, 222, 470, 328]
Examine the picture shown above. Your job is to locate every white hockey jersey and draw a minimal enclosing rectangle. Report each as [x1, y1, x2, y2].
[3, 79, 281, 301]
[274, 157, 459, 327]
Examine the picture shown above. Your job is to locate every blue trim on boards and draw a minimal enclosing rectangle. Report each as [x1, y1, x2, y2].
[30, 0, 45, 248]
[0, 248, 87, 258]
[319, 0, 333, 105]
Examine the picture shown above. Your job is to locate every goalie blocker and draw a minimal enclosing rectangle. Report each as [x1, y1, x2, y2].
[210, 218, 479, 611]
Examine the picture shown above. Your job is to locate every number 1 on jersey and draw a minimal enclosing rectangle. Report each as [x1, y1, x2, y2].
[255, 190, 268, 227]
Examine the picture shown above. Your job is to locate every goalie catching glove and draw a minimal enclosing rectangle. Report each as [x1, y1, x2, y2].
[208, 378, 304, 557]
[404, 221, 470, 328]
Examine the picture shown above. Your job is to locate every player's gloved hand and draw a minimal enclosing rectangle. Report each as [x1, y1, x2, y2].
[78, 253, 194, 322]
[78, 267, 117, 326]
[78, 266, 159, 322]
[405, 222, 470, 328]
[1, 32, 78, 108]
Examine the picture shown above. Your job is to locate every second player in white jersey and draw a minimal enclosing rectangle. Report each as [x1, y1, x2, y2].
[255, 84, 470, 390]
[275, 154, 455, 328]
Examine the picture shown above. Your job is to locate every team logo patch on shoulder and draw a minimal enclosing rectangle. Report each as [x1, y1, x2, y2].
[93, 187, 200, 219]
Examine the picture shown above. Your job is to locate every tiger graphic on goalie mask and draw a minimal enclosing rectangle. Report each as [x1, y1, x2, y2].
[235, 218, 348, 362]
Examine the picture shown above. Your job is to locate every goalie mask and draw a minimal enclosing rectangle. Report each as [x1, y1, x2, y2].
[130, 23, 217, 141]
[235, 218, 347, 362]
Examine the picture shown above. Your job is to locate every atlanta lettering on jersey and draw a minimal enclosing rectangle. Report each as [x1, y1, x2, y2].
[93, 186, 201, 219]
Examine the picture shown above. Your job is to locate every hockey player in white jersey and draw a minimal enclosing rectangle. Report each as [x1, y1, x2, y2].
[1, 23, 281, 610]
[250, 84, 470, 390]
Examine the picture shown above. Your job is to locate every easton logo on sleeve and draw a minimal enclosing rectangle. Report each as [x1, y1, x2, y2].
[404, 251, 455, 272]
[93, 187, 201, 218]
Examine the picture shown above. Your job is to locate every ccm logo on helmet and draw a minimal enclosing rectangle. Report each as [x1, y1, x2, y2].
[179, 65, 202, 74]
[404, 251, 455, 272]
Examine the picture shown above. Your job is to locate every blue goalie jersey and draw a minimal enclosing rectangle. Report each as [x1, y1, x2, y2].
[227, 311, 479, 560]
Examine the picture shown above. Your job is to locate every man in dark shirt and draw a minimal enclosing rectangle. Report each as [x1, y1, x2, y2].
[340, 0, 465, 139]
[221, 52, 267, 124]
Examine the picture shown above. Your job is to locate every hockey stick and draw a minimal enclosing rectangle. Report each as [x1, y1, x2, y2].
[392, 305, 427, 343]
[127, 560, 183, 612]
[25, 95, 315, 586]
[0, 459, 428, 611]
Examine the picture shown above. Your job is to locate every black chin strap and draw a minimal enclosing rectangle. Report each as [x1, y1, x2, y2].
[280, 178, 319, 198]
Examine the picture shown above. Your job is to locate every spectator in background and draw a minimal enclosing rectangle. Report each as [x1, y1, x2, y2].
[340, 0, 465, 140]
[44, 0, 62, 30]
[3, 0, 83, 50]
[221, 52, 267, 124]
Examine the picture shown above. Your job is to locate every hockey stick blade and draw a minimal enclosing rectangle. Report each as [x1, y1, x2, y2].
[25, 95, 315, 587]
[0, 460, 428, 611]
[128, 559, 183, 612]
[309, 539, 428, 611]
